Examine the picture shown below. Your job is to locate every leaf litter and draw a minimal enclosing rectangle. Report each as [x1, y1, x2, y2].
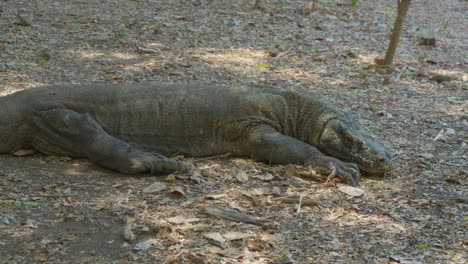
[0, 0, 466, 263]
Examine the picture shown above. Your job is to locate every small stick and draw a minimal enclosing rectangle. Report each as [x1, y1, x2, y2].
[296, 194, 304, 218]
[204, 207, 265, 225]
[193, 153, 231, 162]
[270, 197, 320, 206]
[324, 164, 337, 185]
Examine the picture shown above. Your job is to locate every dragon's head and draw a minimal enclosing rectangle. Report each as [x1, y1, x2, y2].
[317, 114, 392, 174]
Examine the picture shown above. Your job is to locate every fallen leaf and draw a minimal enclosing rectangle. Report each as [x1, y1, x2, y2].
[25, 219, 38, 228]
[374, 58, 385, 65]
[34, 254, 48, 262]
[338, 186, 364, 197]
[204, 207, 263, 225]
[204, 232, 226, 248]
[124, 217, 136, 242]
[168, 186, 185, 198]
[416, 243, 431, 250]
[2, 215, 10, 225]
[138, 46, 159, 54]
[167, 215, 200, 224]
[134, 239, 163, 251]
[223, 232, 247, 241]
[285, 165, 297, 177]
[142, 182, 167, 194]
[181, 223, 210, 232]
[236, 171, 249, 183]
[190, 170, 202, 184]
[251, 173, 274, 181]
[206, 193, 226, 200]
[112, 183, 122, 188]
[418, 153, 434, 159]
[165, 174, 176, 182]
[89, 203, 105, 211]
[16, 201, 39, 207]
[12, 149, 36, 156]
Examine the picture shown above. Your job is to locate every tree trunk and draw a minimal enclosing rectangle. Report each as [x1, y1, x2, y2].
[253, 0, 263, 9]
[308, 0, 319, 13]
[384, 0, 411, 66]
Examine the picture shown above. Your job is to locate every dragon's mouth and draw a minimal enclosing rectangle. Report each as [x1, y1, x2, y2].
[323, 149, 392, 174]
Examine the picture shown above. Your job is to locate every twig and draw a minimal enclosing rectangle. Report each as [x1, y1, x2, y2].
[204, 207, 265, 225]
[324, 164, 337, 185]
[296, 194, 304, 218]
[270, 197, 320, 206]
[377, 206, 399, 221]
[32, 194, 79, 198]
[433, 128, 444, 141]
[193, 153, 231, 162]
[296, 171, 326, 182]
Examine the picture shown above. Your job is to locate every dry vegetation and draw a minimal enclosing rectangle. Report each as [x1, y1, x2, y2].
[0, 0, 466, 263]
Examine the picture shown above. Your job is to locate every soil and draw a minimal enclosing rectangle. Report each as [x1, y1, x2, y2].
[0, 0, 466, 263]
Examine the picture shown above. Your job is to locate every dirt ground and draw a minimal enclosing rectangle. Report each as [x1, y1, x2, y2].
[0, 0, 466, 263]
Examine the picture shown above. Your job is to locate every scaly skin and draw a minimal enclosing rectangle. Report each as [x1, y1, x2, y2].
[0, 83, 392, 185]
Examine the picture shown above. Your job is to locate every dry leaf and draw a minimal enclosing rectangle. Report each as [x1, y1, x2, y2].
[142, 182, 167, 194]
[251, 173, 274, 181]
[134, 239, 163, 251]
[167, 215, 200, 224]
[374, 58, 385, 65]
[338, 186, 364, 197]
[285, 165, 297, 177]
[204, 207, 263, 225]
[181, 223, 210, 232]
[206, 193, 226, 200]
[165, 174, 176, 182]
[168, 186, 185, 198]
[124, 217, 136, 242]
[236, 171, 249, 183]
[25, 219, 38, 228]
[418, 153, 434, 159]
[204, 232, 227, 248]
[12, 149, 36, 156]
[34, 254, 49, 262]
[223, 232, 247, 241]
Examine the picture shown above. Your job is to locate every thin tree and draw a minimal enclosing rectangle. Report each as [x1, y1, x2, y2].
[253, 0, 263, 9]
[308, 0, 319, 13]
[384, 0, 412, 66]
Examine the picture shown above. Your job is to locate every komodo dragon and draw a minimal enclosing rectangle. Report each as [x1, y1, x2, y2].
[0, 83, 392, 185]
